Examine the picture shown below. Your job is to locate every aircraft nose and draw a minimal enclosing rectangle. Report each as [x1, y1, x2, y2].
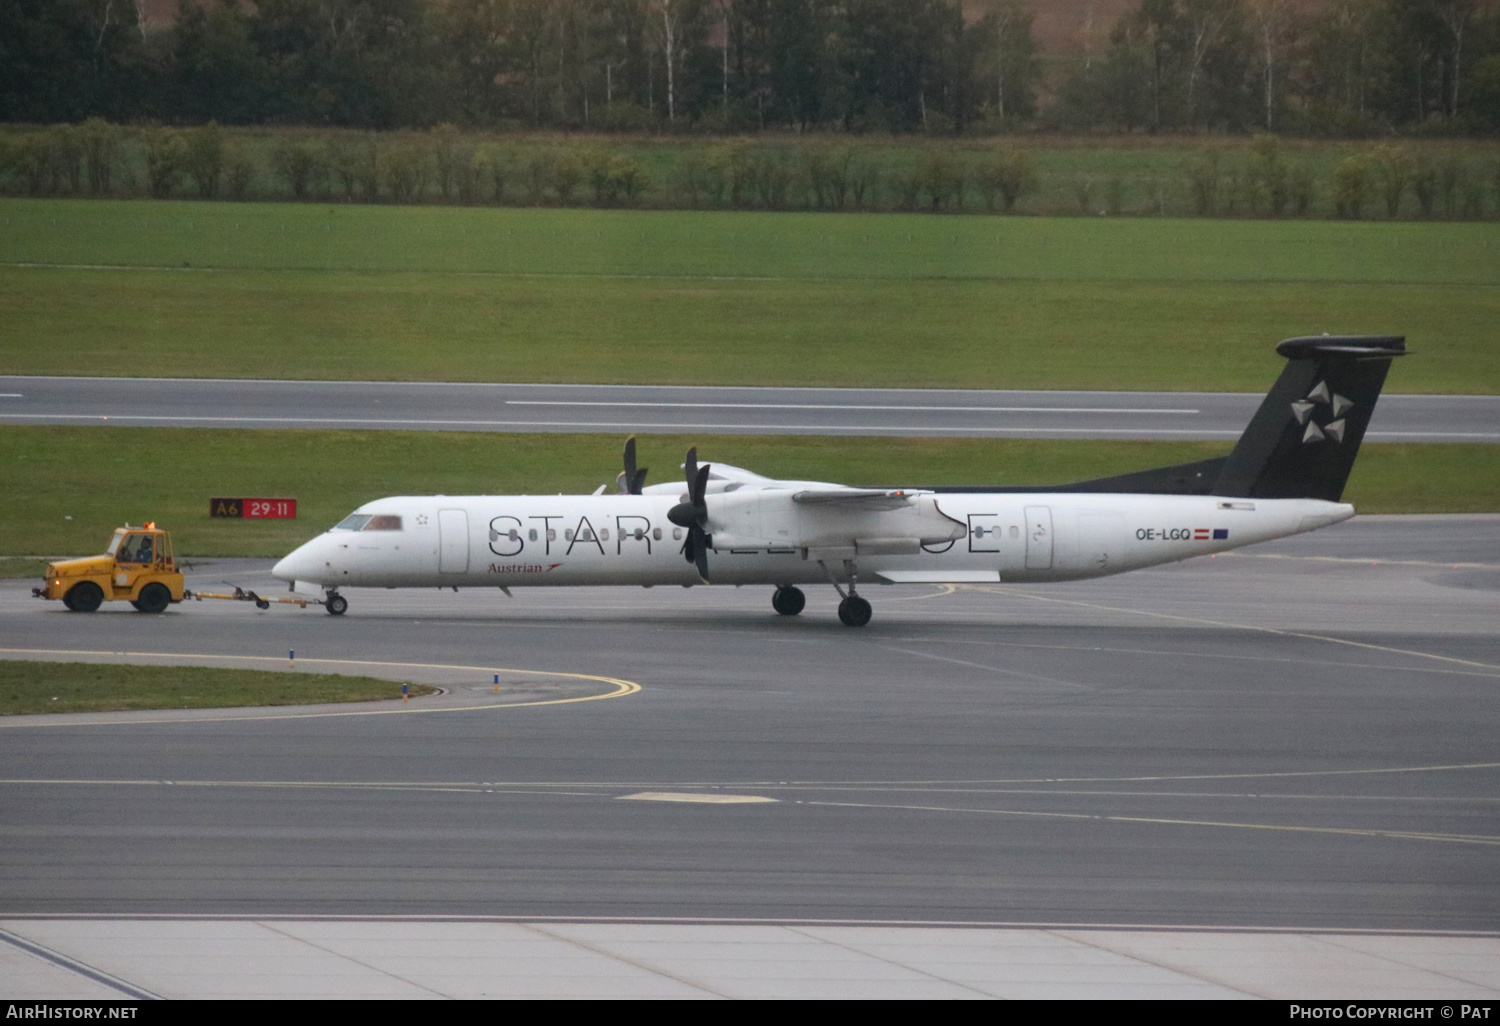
[272, 540, 318, 582]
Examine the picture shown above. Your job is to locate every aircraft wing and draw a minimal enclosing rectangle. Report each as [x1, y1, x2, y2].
[791, 489, 923, 510]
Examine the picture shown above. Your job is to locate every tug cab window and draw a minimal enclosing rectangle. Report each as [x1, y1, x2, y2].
[117, 534, 155, 563]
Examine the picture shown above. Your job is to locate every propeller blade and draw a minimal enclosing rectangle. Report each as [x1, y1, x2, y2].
[619, 436, 638, 494]
[681, 526, 712, 580]
[692, 462, 711, 507]
[674, 446, 712, 580]
[631, 466, 648, 494]
[693, 528, 711, 581]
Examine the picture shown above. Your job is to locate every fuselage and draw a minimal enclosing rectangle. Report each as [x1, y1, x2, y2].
[271, 492, 1354, 591]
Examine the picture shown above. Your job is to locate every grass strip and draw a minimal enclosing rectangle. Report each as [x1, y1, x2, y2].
[1, 201, 1495, 392]
[0, 660, 437, 715]
[3, 268, 1493, 392]
[0, 558, 47, 579]
[4, 427, 1496, 558]
[4, 200, 1498, 285]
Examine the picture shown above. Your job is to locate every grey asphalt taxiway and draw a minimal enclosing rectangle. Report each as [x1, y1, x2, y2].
[2, 516, 1498, 938]
[3, 375, 1498, 440]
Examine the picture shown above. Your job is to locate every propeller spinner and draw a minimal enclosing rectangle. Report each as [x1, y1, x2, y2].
[666, 447, 713, 581]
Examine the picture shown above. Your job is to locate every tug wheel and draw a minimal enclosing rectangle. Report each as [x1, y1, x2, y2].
[65, 581, 103, 613]
[132, 583, 170, 614]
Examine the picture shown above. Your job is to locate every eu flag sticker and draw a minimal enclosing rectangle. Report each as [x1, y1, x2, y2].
[1213, 529, 1229, 540]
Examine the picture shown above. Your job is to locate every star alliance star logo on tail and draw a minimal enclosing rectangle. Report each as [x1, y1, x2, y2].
[1291, 380, 1354, 444]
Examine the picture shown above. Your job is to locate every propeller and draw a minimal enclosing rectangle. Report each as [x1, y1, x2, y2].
[666, 446, 713, 581]
[616, 435, 648, 495]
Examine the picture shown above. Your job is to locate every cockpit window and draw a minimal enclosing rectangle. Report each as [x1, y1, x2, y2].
[362, 515, 402, 531]
[334, 514, 372, 531]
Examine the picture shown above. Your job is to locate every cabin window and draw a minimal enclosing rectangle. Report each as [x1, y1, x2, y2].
[565, 529, 575, 541]
[600, 528, 610, 541]
[529, 529, 538, 541]
[547, 529, 557, 541]
[362, 515, 403, 531]
[334, 514, 372, 532]
[673, 528, 683, 541]
[1009, 525, 1019, 539]
[652, 527, 662, 541]
[507, 529, 519, 541]
[633, 528, 646, 540]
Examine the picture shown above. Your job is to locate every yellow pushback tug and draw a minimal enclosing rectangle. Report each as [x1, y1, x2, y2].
[34, 524, 321, 613]
[34, 523, 184, 613]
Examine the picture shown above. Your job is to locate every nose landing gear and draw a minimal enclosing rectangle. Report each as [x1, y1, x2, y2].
[324, 591, 348, 616]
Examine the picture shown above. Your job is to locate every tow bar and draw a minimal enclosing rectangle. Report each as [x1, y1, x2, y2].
[184, 586, 323, 611]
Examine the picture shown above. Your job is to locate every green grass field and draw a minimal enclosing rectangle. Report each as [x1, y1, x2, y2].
[0, 660, 435, 715]
[2, 200, 1496, 391]
[4, 427, 1495, 558]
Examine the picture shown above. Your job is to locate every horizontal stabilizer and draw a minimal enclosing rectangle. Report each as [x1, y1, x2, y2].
[1275, 335, 1407, 360]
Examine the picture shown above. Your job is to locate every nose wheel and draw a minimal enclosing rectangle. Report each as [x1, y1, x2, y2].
[771, 585, 806, 616]
[324, 592, 348, 616]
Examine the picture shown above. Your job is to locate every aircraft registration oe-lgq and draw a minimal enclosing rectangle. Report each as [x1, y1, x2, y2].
[271, 336, 1406, 626]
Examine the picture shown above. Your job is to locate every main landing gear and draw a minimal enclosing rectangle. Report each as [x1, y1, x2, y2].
[771, 585, 806, 616]
[837, 593, 872, 628]
[813, 559, 873, 628]
[772, 580, 869, 625]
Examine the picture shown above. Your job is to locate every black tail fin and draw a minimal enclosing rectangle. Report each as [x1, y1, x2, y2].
[1212, 335, 1406, 502]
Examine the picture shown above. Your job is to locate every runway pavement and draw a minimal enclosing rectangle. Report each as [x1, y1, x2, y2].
[1, 516, 1497, 938]
[3, 376, 1497, 441]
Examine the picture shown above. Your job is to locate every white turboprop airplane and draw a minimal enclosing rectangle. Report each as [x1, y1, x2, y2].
[272, 336, 1405, 625]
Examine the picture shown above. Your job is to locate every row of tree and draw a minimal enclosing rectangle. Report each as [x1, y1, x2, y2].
[1, 1, 1497, 134]
[1059, 0, 1500, 134]
[6, 121, 1496, 218]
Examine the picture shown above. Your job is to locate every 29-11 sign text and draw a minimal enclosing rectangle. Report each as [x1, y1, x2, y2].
[210, 497, 298, 519]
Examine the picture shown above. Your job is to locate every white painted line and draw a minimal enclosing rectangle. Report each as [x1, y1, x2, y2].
[0, 394, 21, 398]
[618, 792, 778, 804]
[507, 400, 1201, 415]
[0, 413, 1243, 433]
